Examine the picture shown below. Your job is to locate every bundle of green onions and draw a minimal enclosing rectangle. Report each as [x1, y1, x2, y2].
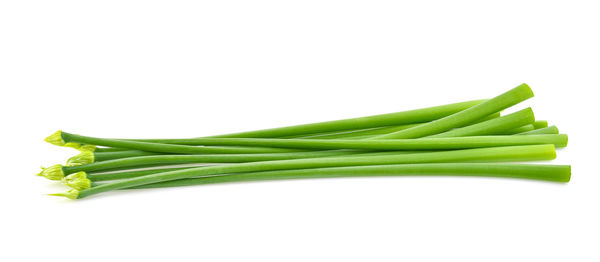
[39, 83, 570, 200]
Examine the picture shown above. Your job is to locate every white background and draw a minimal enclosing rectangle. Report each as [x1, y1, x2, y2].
[1, 1, 598, 261]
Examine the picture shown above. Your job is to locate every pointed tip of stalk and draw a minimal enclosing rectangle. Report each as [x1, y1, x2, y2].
[62, 171, 92, 190]
[36, 164, 65, 181]
[66, 151, 95, 166]
[44, 130, 66, 146]
[48, 189, 79, 200]
[44, 130, 85, 149]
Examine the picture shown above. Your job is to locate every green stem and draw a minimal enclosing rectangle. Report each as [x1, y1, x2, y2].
[517, 126, 559, 135]
[533, 120, 549, 129]
[94, 150, 163, 161]
[296, 112, 502, 140]
[73, 144, 556, 199]
[370, 84, 534, 139]
[502, 124, 535, 134]
[93, 147, 128, 153]
[86, 113, 507, 163]
[89, 167, 194, 181]
[121, 163, 571, 189]
[428, 108, 534, 138]
[61, 132, 568, 152]
[210, 100, 485, 138]
[64, 150, 367, 175]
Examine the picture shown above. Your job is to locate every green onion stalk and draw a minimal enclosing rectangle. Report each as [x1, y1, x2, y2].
[125, 163, 571, 189]
[50, 144, 558, 199]
[53, 131, 567, 153]
[62, 109, 524, 166]
[51, 99, 487, 152]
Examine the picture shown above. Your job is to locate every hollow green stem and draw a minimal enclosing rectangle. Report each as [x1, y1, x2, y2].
[93, 147, 128, 153]
[94, 150, 163, 161]
[56, 144, 556, 199]
[533, 120, 549, 129]
[51, 131, 308, 154]
[517, 126, 559, 135]
[370, 84, 534, 139]
[62, 150, 367, 175]
[297, 112, 502, 140]
[428, 108, 534, 138]
[502, 124, 535, 134]
[209, 100, 486, 138]
[59, 131, 567, 152]
[124, 163, 571, 189]
[89, 167, 194, 181]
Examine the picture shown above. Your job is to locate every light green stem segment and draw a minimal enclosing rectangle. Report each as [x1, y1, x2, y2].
[60, 131, 567, 153]
[66, 144, 556, 199]
[371, 84, 534, 139]
[427, 108, 534, 138]
[124, 163, 571, 189]
[502, 124, 534, 134]
[533, 120, 549, 129]
[210, 100, 486, 138]
[502, 120, 549, 135]
[517, 126, 559, 135]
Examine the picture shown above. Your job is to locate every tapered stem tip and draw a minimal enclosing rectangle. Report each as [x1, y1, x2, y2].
[67, 151, 95, 166]
[48, 189, 79, 200]
[62, 172, 92, 190]
[36, 164, 65, 181]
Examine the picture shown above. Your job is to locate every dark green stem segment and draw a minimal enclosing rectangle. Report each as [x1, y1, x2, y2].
[121, 163, 571, 189]
[91, 112, 500, 154]
[65, 150, 368, 175]
[62, 132, 567, 153]
[94, 150, 163, 161]
[89, 167, 193, 181]
[85, 151, 424, 180]
[371, 83, 534, 139]
[427, 107, 534, 138]
[209, 100, 486, 138]
[76, 144, 556, 198]
[295, 112, 501, 140]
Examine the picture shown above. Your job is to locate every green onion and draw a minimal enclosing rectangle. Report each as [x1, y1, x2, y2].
[371, 83, 534, 139]
[533, 120, 549, 129]
[62, 150, 367, 176]
[50, 144, 557, 199]
[517, 126, 559, 135]
[210, 100, 486, 138]
[56, 131, 567, 152]
[124, 163, 571, 189]
[294, 112, 502, 140]
[502, 124, 534, 134]
[427, 107, 534, 138]
[88, 167, 193, 182]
